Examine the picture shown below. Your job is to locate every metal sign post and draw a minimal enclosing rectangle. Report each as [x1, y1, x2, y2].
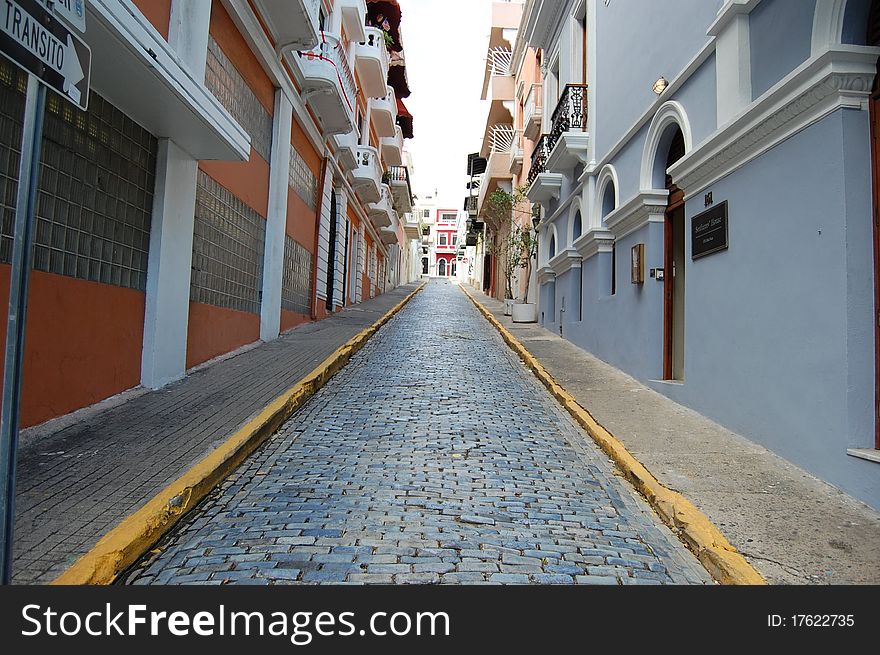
[0, 0, 87, 584]
[0, 75, 46, 584]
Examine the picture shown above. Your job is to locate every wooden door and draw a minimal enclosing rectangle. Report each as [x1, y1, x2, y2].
[664, 187, 685, 380]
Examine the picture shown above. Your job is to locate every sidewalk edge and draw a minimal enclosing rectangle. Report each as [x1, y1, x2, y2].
[51, 283, 426, 585]
[460, 285, 765, 586]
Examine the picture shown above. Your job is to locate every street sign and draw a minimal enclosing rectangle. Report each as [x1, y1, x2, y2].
[36, 0, 85, 34]
[0, 0, 91, 110]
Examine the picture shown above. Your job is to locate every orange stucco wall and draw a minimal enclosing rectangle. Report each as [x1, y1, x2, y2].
[186, 6, 274, 369]
[292, 118, 321, 177]
[133, 0, 171, 40]
[200, 155, 270, 219]
[210, 2, 275, 113]
[287, 190, 316, 252]
[186, 303, 260, 370]
[0, 267, 145, 428]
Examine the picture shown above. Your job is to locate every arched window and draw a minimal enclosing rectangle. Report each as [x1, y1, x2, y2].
[601, 182, 615, 220]
[572, 210, 582, 240]
[549, 234, 556, 259]
[438, 258, 446, 276]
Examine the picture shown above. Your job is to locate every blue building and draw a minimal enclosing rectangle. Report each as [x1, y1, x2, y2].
[519, 0, 880, 508]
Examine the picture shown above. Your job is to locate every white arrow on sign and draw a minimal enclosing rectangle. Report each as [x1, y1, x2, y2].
[61, 33, 82, 101]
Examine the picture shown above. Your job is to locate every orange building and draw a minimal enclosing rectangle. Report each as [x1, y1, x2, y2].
[0, 0, 418, 428]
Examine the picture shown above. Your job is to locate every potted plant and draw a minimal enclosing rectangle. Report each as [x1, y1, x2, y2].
[482, 186, 538, 320]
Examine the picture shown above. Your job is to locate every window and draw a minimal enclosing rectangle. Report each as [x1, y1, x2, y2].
[423, 209, 430, 218]
[439, 234, 448, 246]
[549, 234, 556, 259]
[452, 234, 458, 246]
[573, 210, 582, 240]
[421, 257, 428, 274]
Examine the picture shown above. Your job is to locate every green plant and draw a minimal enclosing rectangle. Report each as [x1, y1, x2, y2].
[382, 31, 394, 49]
[481, 186, 537, 301]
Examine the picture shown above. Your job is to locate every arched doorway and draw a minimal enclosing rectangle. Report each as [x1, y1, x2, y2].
[663, 127, 686, 381]
[438, 258, 446, 277]
[869, 0, 880, 446]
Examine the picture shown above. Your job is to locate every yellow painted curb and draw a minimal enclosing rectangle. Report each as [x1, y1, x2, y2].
[460, 285, 765, 586]
[52, 283, 426, 586]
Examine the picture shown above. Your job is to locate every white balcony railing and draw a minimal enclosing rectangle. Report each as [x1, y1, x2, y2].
[369, 184, 394, 228]
[488, 47, 513, 76]
[524, 82, 543, 141]
[332, 128, 359, 171]
[339, 0, 367, 43]
[296, 33, 356, 135]
[351, 146, 382, 203]
[489, 124, 516, 153]
[356, 26, 391, 99]
[371, 86, 397, 138]
[254, 0, 320, 51]
[381, 125, 404, 167]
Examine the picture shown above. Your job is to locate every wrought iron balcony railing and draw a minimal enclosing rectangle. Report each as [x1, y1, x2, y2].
[549, 83, 588, 148]
[528, 134, 552, 186]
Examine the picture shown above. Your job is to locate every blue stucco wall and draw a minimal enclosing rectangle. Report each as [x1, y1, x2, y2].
[671, 53, 717, 146]
[645, 110, 877, 507]
[594, 0, 722, 159]
[750, 0, 816, 99]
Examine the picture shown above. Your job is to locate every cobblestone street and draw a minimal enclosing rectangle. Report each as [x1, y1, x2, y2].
[126, 281, 711, 585]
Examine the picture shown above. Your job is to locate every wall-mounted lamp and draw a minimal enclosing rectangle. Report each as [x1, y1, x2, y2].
[652, 76, 669, 95]
[532, 215, 541, 230]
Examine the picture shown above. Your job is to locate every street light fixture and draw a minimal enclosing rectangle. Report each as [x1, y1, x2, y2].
[652, 76, 669, 95]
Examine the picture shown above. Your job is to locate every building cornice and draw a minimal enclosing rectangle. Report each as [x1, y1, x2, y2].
[572, 228, 615, 260]
[549, 248, 582, 277]
[669, 46, 880, 200]
[537, 265, 556, 284]
[707, 0, 763, 37]
[604, 190, 669, 241]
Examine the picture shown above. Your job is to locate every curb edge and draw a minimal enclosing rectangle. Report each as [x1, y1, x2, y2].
[459, 285, 766, 586]
[51, 283, 427, 585]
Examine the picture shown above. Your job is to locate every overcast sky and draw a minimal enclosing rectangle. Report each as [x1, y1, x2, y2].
[397, 0, 494, 209]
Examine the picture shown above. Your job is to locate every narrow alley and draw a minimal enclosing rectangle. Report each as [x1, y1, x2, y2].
[125, 281, 710, 585]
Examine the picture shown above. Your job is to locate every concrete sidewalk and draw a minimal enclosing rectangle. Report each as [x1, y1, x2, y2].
[467, 286, 880, 584]
[12, 284, 419, 584]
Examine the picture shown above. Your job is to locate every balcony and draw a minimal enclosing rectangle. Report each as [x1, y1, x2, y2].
[368, 184, 394, 228]
[296, 33, 356, 135]
[403, 214, 421, 239]
[332, 128, 359, 171]
[356, 27, 391, 99]
[523, 83, 543, 141]
[254, 0, 320, 52]
[350, 146, 382, 203]
[388, 166, 413, 214]
[339, 0, 367, 44]
[477, 124, 515, 212]
[526, 134, 563, 204]
[371, 86, 398, 138]
[546, 84, 590, 171]
[380, 211, 401, 245]
[464, 195, 478, 216]
[381, 125, 404, 167]
[509, 130, 523, 176]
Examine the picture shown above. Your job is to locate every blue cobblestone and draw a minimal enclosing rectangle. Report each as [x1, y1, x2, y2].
[126, 282, 712, 586]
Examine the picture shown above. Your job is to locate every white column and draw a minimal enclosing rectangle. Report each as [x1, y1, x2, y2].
[141, 140, 199, 388]
[713, 10, 752, 126]
[141, 0, 211, 389]
[260, 92, 294, 342]
[169, 0, 212, 76]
